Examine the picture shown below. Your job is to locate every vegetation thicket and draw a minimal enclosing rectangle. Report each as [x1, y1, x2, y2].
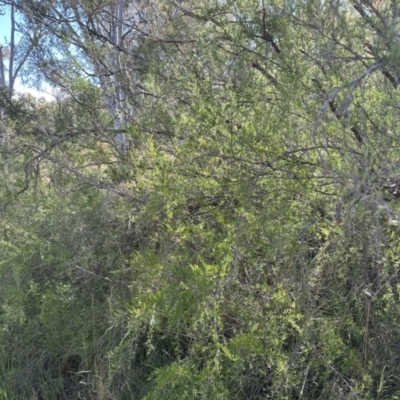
[1, 0, 400, 398]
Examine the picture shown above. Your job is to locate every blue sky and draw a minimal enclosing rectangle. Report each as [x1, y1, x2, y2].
[0, 5, 55, 100]
[0, 5, 13, 46]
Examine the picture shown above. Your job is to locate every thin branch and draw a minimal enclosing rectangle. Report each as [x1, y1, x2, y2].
[312, 60, 385, 143]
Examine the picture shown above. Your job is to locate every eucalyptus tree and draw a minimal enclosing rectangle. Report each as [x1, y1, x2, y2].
[0, 3, 37, 93]
[0, 1, 46, 130]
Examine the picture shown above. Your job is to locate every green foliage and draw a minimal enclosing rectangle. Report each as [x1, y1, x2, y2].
[2, 0, 400, 398]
